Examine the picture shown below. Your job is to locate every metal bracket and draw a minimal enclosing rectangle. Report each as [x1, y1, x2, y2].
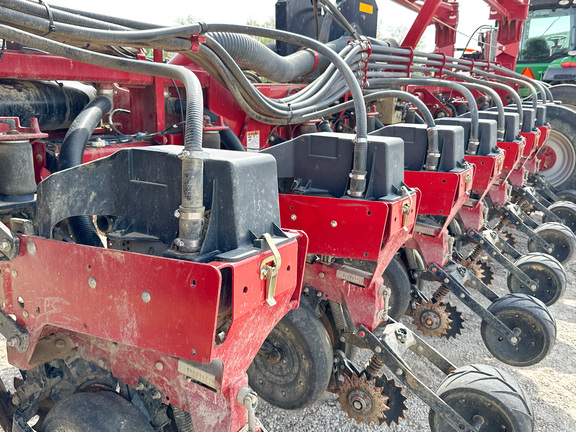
[513, 185, 559, 222]
[429, 262, 519, 344]
[354, 326, 477, 432]
[259, 233, 281, 307]
[466, 228, 539, 292]
[0, 222, 19, 261]
[527, 172, 560, 202]
[493, 203, 554, 253]
[0, 310, 29, 353]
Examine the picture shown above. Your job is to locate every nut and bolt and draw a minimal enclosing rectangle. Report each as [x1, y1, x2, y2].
[55, 339, 66, 349]
[27, 242, 36, 255]
[0, 240, 10, 253]
[6, 336, 20, 348]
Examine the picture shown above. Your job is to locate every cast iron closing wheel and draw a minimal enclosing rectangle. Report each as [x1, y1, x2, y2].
[42, 391, 155, 431]
[429, 364, 534, 432]
[247, 304, 332, 409]
[543, 200, 576, 233]
[527, 222, 576, 265]
[507, 252, 566, 306]
[480, 293, 556, 366]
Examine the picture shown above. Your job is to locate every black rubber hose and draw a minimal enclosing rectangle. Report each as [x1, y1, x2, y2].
[58, 95, 112, 247]
[208, 32, 349, 83]
[203, 108, 245, 151]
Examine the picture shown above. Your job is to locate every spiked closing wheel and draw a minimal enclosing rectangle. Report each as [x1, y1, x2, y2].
[461, 258, 494, 286]
[337, 374, 390, 425]
[441, 303, 464, 340]
[411, 301, 452, 338]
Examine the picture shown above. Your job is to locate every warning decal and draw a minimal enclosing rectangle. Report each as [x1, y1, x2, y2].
[246, 130, 260, 151]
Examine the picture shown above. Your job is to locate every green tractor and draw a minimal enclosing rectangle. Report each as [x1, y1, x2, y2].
[516, 0, 576, 190]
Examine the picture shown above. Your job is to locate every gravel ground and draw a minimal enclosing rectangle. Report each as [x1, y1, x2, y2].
[0, 230, 574, 432]
[257, 231, 576, 432]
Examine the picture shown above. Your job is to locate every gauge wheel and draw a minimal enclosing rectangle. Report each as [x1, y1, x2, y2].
[480, 293, 556, 366]
[555, 188, 576, 204]
[247, 305, 333, 409]
[543, 200, 576, 232]
[507, 252, 566, 306]
[429, 364, 534, 432]
[527, 222, 576, 264]
[42, 391, 155, 431]
[348, 256, 412, 321]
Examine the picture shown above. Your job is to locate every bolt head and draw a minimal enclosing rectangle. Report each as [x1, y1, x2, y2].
[27, 242, 36, 256]
[155, 361, 164, 371]
[142, 291, 151, 303]
[11, 394, 20, 406]
[290, 214, 297, 221]
[88, 277, 97, 289]
[374, 346, 382, 353]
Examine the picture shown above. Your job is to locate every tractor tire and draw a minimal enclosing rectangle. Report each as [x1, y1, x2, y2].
[527, 222, 576, 264]
[541, 104, 576, 190]
[42, 391, 155, 431]
[507, 252, 566, 306]
[480, 293, 556, 367]
[549, 84, 576, 110]
[247, 305, 332, 410]
[429, 364, 534, 432]
[543, 200, 576, 232]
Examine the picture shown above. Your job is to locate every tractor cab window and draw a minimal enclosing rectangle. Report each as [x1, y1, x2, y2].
[518, 8, 573, 62]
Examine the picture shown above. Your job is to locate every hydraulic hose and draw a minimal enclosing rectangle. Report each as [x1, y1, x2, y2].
[479, 62, 552, 104]
[203, 109, 245, 151]
[0, 24, 206, 253]
[0, 5, 192, 51]
[201, 23, 369, 196]
[365, 90, 440, 170]
[443, 72, 506, 142]
[369, 78, 481, 155]
[207, 32, 318, 83]
[58, 95, 112, 247]
[472, 69, 538, 115]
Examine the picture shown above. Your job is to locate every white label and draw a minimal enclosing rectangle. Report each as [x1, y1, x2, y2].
[246, 131, 260, 151]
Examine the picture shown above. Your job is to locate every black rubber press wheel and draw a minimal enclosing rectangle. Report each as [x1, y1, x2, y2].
[543, 200, 576, 232]
[247, 305, 332, 409]
[42, 391, 155, 431]
[429, 364, 534, 432]
[480, 293, 556, 366]
[527, 222, 576, 264]
[507, 252, 566, 306]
